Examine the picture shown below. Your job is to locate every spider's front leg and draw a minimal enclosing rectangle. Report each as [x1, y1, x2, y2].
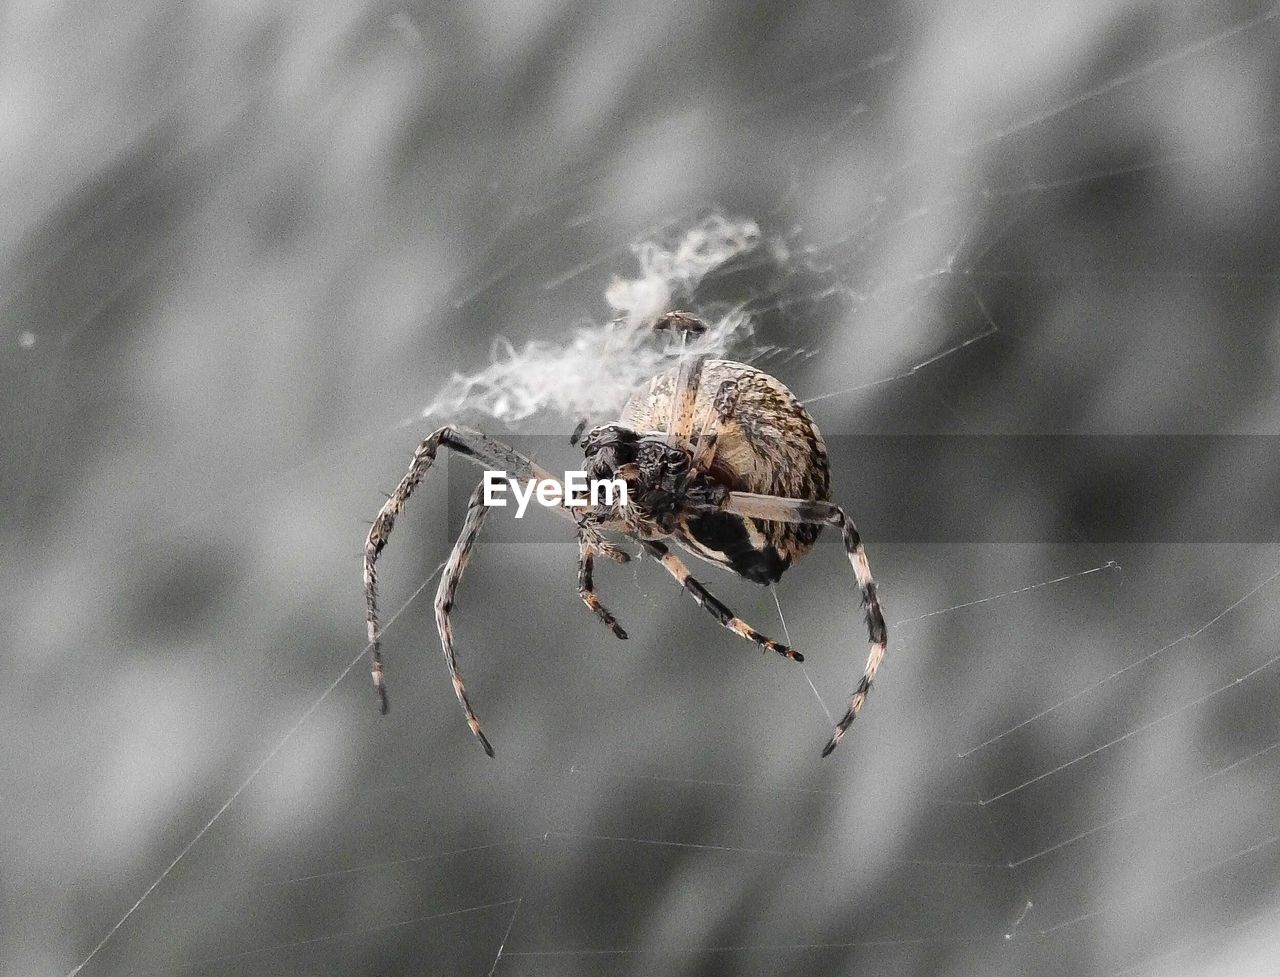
[364, 425, 573, 753]
[576, 529, 629, 640]
[644, 540, 802, 662]
[436, 481, 495, 756]
[718, 492, 887, 757]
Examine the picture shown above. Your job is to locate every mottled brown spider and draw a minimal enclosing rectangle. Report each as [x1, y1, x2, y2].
[363, 311, 887, 758]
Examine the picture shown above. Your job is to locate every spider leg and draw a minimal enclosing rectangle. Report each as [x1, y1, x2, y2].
[718, 492, 887, 758]
[435, 481, 496, 757]
[589, 534, 632, 564]
[643, 540, 802, 662]
[364, 426, 572, 719]
[577, 532, 628, 639]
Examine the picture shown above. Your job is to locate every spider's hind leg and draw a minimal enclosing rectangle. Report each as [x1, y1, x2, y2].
[718, 493, 887, 757]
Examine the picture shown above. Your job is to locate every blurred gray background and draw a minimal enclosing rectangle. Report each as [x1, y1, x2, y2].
[4, 2, 1280, 975]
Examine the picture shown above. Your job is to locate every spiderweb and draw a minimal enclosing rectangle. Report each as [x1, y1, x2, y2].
[6, 5, 1280, 977]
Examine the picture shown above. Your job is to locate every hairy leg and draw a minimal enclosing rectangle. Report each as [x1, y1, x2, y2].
[718, 492, 887, 757]
[577, 530, 629, 639]
[364, 426, 572, 713]
[644, 540, 802, 662]
[434, 481, 495, 756]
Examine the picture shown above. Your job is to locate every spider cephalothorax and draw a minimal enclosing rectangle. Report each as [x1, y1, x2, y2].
[579, 425, 729, 538]
[363, 311, 887, 758]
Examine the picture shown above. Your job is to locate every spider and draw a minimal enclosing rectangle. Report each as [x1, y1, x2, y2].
[363, 311, 887, 758]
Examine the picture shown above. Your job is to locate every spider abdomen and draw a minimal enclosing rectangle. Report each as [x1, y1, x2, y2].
[619, 360, 831, 581]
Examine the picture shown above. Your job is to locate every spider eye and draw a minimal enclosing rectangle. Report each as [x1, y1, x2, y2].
[581, 425, 612, 452]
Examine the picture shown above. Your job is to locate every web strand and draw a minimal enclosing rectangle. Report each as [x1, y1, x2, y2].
[962, 562, 1280, 759]
[964, 5, 1280, 149]
[801, 323, 998, 405]
[1008, 738, 1280, 869]
[771, 584, 834, 725]
[64, 563, 447, 977]
[545, 830, 1002, 869]
[894, 561, 1120, 629]
[153, 840, 525, 907]
[567, 763, 978, 807]
[1108, 900, 1280, 977]
[980, 649, 1280, 807]
[1038, 831, 1280, 936]
[500, 935, 965, 958]
[37, 7, 1280, 972]
[143, 899, 520, 975]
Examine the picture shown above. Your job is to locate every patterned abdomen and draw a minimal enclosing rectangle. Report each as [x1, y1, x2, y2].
[620, 360, 831, 582]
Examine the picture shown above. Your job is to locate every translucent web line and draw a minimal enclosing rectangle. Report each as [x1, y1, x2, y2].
[142, 898, 519, 974]
[540, 246, 619, 291]
[1004, 900, 1034, 941]
[1109, 899, 1280, 977]
[989, 134, 1280, 196]
[40, 16, 1280, 976]
[45, 212, 742, 579]
[801, 323, 998, 405]
[981, 648, 1280, 807]
[567, 764, 977, 807]
[770, 584, 834, 725]
[155, 840, 524, 906]
[2, 90, 261, 315]
[544, 831, 1002, 869]
[65, 412, 423, 588]
[734, 49, 899, 116]
[918, 346, 1115, 572]
[64, 562, 447, 977]
[1039, 830, 1280, 936]
[965, 752, 1038, 943]
[488, 767, 581, 973]
[448, 221, 592, 310]
[796, 127, 1279, 328]
[1009, 738, 1280, 868]
[894, 561, 1120, 628]
[489, 893, 525, 977]
[502, 935, 964, 957]
[967, 4, 1280, 148]
[961, 561, 1280, 758]
[965, 202, 1030, 270]
[969, 269, 1280, 282]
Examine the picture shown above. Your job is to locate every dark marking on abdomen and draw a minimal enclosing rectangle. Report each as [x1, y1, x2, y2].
[682, 511, 791, 584]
